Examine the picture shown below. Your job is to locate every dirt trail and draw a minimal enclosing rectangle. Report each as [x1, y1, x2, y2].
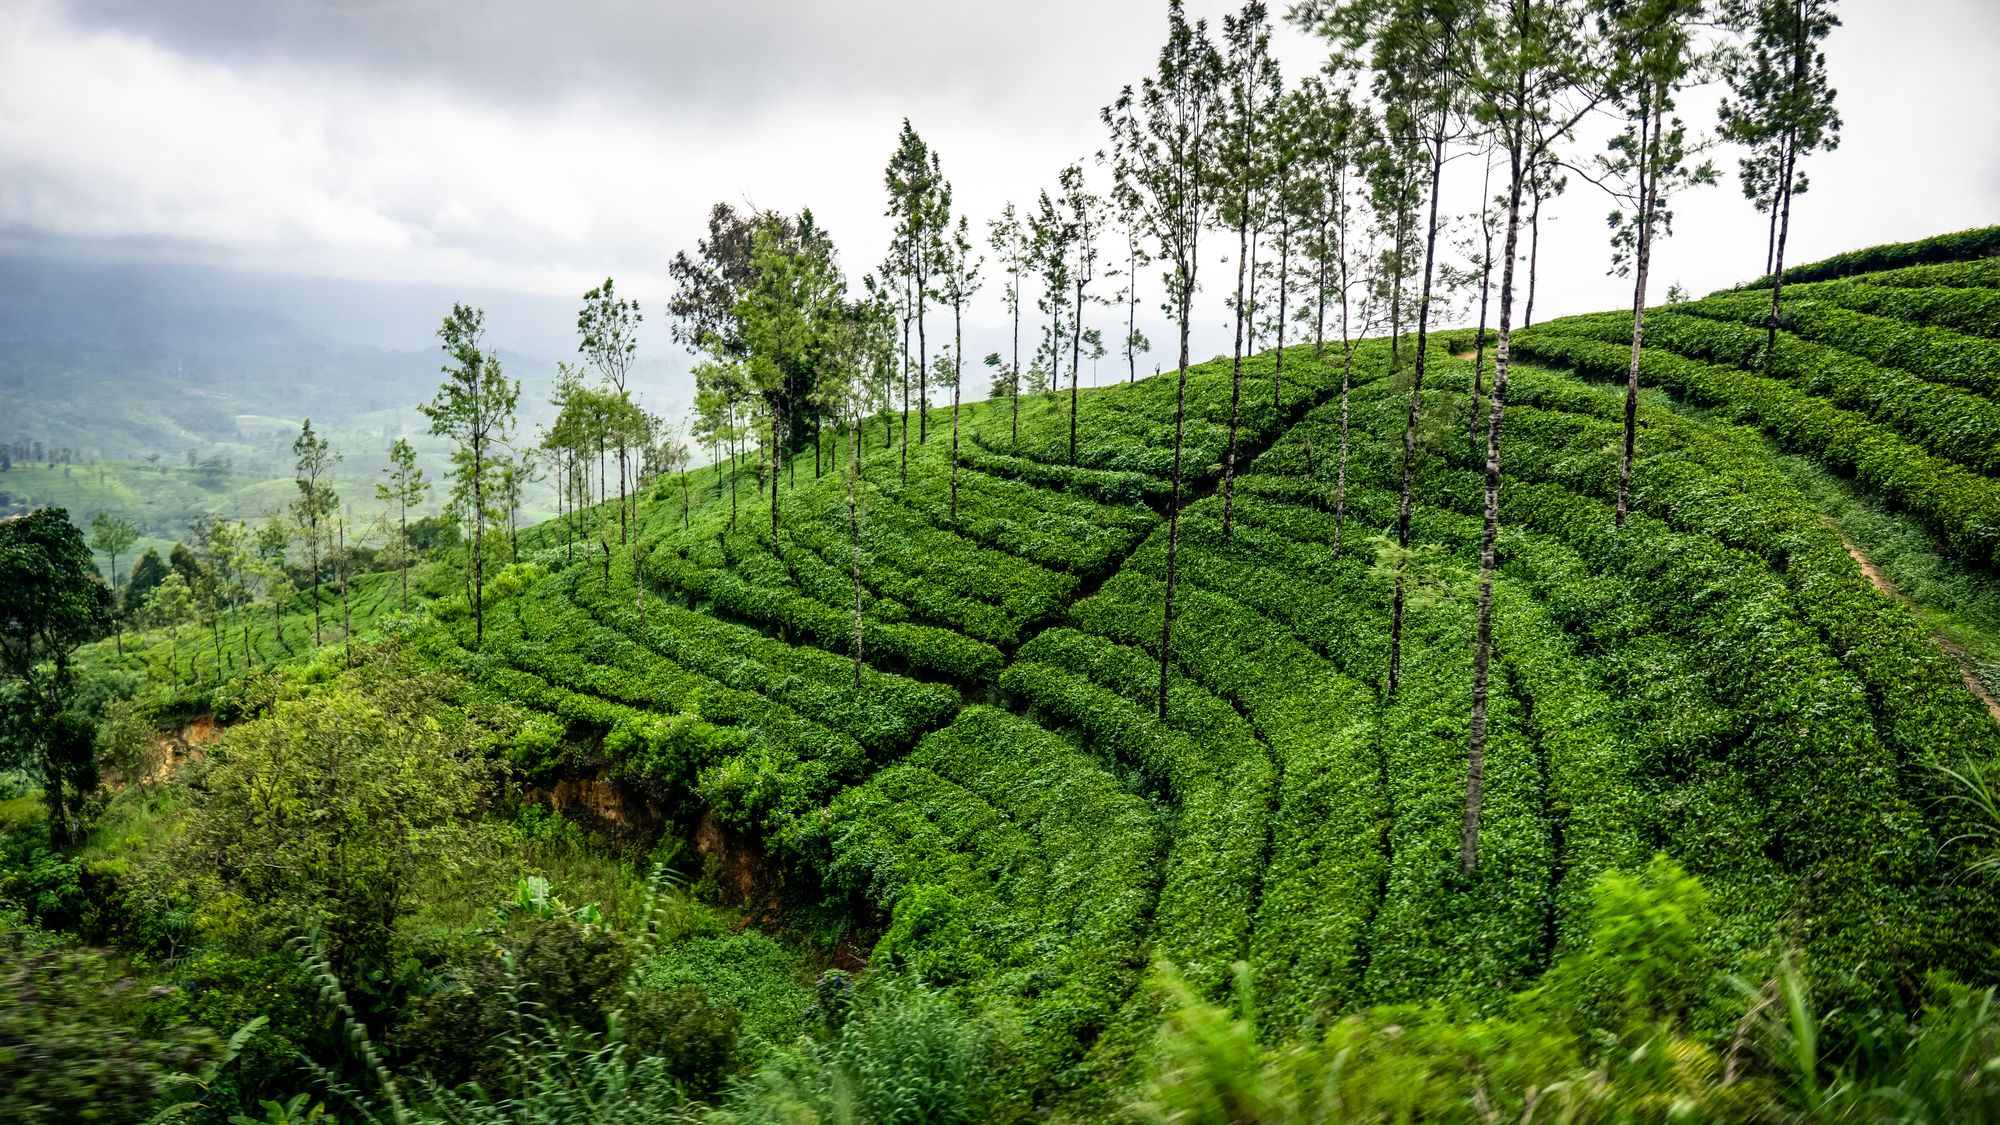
[1829, 522, 2000, 725]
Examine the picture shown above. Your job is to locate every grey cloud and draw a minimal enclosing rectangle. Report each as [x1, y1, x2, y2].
[63, 0, 1186, 115]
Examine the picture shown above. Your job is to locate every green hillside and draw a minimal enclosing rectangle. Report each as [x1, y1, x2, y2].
[386, 232, 2000, 1103]
[10, 229, 2000, 1121]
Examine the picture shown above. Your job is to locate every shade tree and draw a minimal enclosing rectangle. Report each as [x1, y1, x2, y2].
[0, 509, 113, 842]
[1102, 0, 1226, 720]
[423, 303, 520, 650]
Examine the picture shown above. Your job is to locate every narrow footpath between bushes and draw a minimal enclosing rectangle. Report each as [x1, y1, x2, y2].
[1828, 519, 2000, 725]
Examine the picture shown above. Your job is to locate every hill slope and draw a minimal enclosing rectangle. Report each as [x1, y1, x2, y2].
[74, 227, 2000, 1113]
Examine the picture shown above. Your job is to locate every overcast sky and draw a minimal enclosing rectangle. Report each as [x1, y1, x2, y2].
[2, 0, 1996, 379]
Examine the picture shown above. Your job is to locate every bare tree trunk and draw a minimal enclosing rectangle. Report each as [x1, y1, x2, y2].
[917, 287, 929, 445]
[901, 300, 912, 483]
[1011, 269, 1023, 444]
[1222, 195, 1252, 538]
[1315, 213, 1329, 358]
[1386, 135, 1448, 701]
[1159, 293, 1193, 722]
[1247, 225, 1261, 355]
[1616, 95, 1659, 529]
[473, 438, 486, 649]
[848, 409, 864, 690]
[1070, 279, 1084, 465]
[1331, 155, 1356, 561]
[1764, 185, 1781, 280]
[1127, 236, 1140, 383]
[338, 517, 352, 667]
[1274, 209, 1290, 408]
[309, 517, 322, 647]
[1469, 155, 1496, 458]
[770, 410, 782, 556]
[1466, 134, 1529, 878]
[953, 300, 965, 516]
[1766, 133, 1799, 375]
[1524, 186, 1543, 328]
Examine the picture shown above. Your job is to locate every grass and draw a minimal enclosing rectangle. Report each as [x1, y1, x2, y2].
[1777, 452, 2000, 693]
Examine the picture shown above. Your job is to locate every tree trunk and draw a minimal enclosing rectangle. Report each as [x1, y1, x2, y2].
[399, 503, 410, 612]
[1766, 132, 1799, 375]
[1469, 156, 1496, 459]
[848, 408, 864, 691]
[953, 300, 965, 517]
[618, 443, 628, 544]
[1466, 132, 1530, 879]
[473, 437, 485, 649]
[1221, 197, 1252, 538]
[1070, 279, 1085, 465]
[309, 517, 322, 647]
[1764, 183, 1782, 280]
[1247, 225, 1261, 355]
[901, 301, 912, 484]
[770, 410, 782, 556]
[1331, 153, 1356, 560]
[1274, 211, 1290, 408]
[1011, 267, 1023, 445]
[1617, 95, 1659, 529]
[339, 517, 353, 666]
[1525, 186, 1543, 329]
[1159, 290, 1193, 722]
[1127, 238, 1139, 383]
[111, 549, 123, 655]
[1386, 135, 1448, 701]
[917, 285, 929, 445]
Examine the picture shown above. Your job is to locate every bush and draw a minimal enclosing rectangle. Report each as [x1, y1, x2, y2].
[1723, 224, 2000, 287]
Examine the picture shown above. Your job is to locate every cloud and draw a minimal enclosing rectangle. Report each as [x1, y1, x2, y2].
[0, 0, 1994, 367]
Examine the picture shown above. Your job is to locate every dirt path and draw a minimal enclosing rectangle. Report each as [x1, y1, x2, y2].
[1830, 522, 2000, 725]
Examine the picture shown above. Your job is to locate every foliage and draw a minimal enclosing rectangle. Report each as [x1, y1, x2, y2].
[0, 508, 115, 841]
[0, 928, 220, 1125]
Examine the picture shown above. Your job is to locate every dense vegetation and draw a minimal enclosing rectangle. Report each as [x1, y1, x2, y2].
[6, 0, 2000, 1120]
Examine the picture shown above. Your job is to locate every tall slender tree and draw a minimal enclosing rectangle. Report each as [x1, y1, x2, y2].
[1056, 164, 1100, 465]
[1522, 151, 1565, 327]
[1029, 185, 1075, 417]
[1461, 0, 1606, 875]
[1598, 0, 1717, 527]
[577, 278, 642, 543]
[1325, 91, 1380, 562]
[423, 303, 519, 650]
[737, 210, 846, 554]
[1264, 84, 1313, 409]
[884, 122, 950, 452]
[375, 436, 427, 612]
[1103, 0, 1225, 721]
[1217, 0, 1280, 537]
[1466, 151, 1500, 458]
[289, 418, 339, 647]
[1719, 0, 1841, 368]
[1302, 0, 1482, 699]
[986, 204, 1032, 445]
[1110, 196, 1154, 384]
[88, 511, 138, 654]
[936, 214, 982, 515]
